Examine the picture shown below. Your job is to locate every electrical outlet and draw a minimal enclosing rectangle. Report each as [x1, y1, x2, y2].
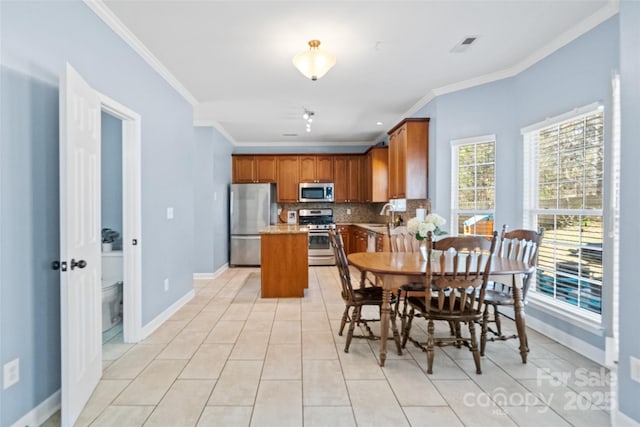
[346, 208, 351, 215]
[167, 207, 174, 220]
[213, 192, 217, 201]
[631, 356, 640, 383]
[3, 358, 19, 390]
[164, 278, 169, 292]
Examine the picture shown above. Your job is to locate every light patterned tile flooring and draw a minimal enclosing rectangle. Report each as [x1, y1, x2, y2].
[47, 266, 613, 426]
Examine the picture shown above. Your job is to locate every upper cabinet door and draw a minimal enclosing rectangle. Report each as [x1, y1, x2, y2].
[387, 118, 429, 199]
[255, 156, 277, 182]
[299, 156, 317, 182]
[232, 155, 277, 183]
[333, 156, 348, 202]
[315, 155, 334, 182]
[277, 156, 300, 202]
[299, 155, 334, 182]
[233, 156, 256, 183]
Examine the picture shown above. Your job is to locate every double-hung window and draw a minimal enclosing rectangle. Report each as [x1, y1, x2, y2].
[451, 135, 496, 236]
[522, 104, 604, 317]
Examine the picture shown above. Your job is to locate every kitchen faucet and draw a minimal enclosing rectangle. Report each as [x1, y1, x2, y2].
[379, 202, 396, 228]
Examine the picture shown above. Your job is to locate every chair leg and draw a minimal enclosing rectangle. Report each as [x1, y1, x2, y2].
[494, 305, 502, 337]
[448, 321, 456, 336]
[481, 306, 489, 356]
[401, 291, 410, 333]
[454, 321, 462, 348]
[468, 321, 482, 374]
[339, 305, 350, 336]
[401, 307, 415, 348]
[394, 289, 403, 331]
[388, 302, 403, 355]
[345, 306, 360, 353]
[426, 319, 435, 374]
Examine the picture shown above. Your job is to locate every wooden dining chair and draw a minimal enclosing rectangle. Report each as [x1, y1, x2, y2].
[480, 225, 544, 356]
[387, 224, 427, 336]
[328, 228, 401, 353]
[402, 231, 498, 374]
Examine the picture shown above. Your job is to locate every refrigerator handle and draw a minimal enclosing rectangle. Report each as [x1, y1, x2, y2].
[230, 191, 233, 215]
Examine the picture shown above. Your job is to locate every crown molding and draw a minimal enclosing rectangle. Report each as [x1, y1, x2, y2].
[86, 0, 618, 148]
[83, 0, 198, 106]
[233, 140, 373, 148]
[193, 120, 237, 144]
[401, 0, 619, 118]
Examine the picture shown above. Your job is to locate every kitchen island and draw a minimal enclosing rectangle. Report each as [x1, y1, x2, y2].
[259, 225, 309, 298]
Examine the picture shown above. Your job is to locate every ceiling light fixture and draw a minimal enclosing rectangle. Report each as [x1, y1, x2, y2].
[292, 40, 336, 81]
[302, 108, 315, 133]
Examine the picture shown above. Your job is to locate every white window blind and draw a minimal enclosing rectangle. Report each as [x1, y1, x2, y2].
[523, 106, 604, 316]
[451, 135, 495, 236]
[610, 73, 621, 361]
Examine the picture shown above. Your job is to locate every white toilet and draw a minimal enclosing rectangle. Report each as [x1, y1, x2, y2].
[102, 251, 123, 332]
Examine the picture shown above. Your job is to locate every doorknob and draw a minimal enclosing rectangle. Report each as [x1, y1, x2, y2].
[70, 259, 87, 270]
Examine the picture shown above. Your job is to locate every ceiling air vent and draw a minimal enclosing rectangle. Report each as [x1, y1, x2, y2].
[451, 35, 479, 53]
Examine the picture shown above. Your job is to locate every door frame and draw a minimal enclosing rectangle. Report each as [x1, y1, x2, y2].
[99, 93, 142, 343]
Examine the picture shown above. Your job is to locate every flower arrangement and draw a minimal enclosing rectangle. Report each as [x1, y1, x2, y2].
[406, 213, 447, 241]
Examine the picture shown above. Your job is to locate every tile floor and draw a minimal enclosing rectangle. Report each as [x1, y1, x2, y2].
[48, 266, 613, 426]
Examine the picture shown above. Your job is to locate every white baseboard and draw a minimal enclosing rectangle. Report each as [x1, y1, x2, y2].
[11, 389, 60, 427]
[498, 306, 605, 365]
[140, 289, 195, 339]
[614, 410, 640, 426]
[193, 272, 214, 279]
[523, 311, 605, 365]
[193, 263, 228, 280]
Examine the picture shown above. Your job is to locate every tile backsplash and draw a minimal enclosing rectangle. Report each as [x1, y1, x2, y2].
[280, 199, 431, 224]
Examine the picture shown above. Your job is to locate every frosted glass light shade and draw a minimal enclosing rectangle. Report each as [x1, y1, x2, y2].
[292, 40, 336, 81]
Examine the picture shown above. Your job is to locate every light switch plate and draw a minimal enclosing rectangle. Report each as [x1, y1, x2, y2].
[167, 207, 174, 219]
[3, 358, 19, 389]
[631, 356, 640, 383]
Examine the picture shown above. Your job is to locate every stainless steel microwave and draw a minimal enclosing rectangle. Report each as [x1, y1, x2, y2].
[299, 182, 334, 202]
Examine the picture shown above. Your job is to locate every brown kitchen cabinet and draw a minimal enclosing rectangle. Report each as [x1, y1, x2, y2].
[260, 231, 308, 298]
[276, 156, 299, 202]
[350, 226, 368, 254]
[334, 155, 362, 203]
[232, 155, 277, 183]
[299, 155, 333, 183]
[336, 225, 351, 255]
[362, 147, 388, 202]
[388, 118, 429, 199]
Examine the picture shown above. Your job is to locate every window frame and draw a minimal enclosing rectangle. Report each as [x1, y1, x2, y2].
[522, 102, 605, 328]
[450, 134, 496, 237]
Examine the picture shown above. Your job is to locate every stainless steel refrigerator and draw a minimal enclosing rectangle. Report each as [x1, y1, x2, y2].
[229, 183, 277, 266]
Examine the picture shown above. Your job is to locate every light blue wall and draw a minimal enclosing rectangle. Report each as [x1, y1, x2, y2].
[194, 127, 233, 273]
[618, 0, 640, 421]
[417, 79, 519, 229]
[101, 112, 123, 248]
[416, 16, 619, 352]
[0, 1, 198, 424]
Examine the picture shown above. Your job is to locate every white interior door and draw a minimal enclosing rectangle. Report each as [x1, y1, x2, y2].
[59, 63, 102, 427]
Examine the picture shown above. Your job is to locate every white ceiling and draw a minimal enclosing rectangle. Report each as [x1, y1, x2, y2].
[101, 0, 615, 147]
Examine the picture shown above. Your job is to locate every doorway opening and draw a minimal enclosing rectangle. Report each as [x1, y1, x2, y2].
[101, 111, 124, 345]
[99, 93, 142, 344]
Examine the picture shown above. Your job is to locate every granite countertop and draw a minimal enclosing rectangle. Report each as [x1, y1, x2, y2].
[337, 223, 389, 234]
[259, 224, 309, 234]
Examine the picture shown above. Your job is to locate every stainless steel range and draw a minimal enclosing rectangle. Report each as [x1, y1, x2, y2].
[298, 209, 336, 266]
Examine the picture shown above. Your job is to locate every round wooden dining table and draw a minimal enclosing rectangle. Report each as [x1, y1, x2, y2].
[347, 251, 534, 367]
